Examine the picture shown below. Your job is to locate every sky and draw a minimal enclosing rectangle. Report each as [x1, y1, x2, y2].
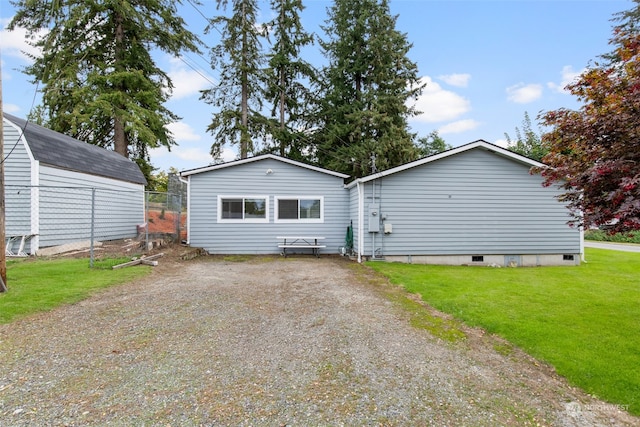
[0, 0, 634, 173]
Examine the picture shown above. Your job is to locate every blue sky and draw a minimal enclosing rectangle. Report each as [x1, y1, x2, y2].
[0, 0, 633, 172]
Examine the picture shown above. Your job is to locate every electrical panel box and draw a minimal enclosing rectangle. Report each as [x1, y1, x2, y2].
[368, 204, 380, 233]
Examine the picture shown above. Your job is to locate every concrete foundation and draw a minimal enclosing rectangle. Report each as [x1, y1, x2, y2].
[382, 253, 581, 267]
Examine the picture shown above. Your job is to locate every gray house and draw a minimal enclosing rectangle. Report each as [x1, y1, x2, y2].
[181, 155, 350, 254]
[3, 113, 147, 255]
[347, 140, 582, 266]
[182, 141, 582, 266]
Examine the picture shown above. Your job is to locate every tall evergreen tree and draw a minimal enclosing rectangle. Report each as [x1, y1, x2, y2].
[504, 111, 548, 162]
[263, 0, 317, 159]
[314, 0, 424, 177]
[9, 0, 201, 171]
[417, 131, 451, 157]
[201, 0, 267, 160]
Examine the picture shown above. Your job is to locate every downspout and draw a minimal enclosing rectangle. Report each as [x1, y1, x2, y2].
[580, 225, 586, 263]
[357, 180, 364, 263]
[182, 175, 191, 245]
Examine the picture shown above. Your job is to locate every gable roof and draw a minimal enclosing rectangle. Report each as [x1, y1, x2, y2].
[346, 140, 545, 188]
[3, 113, 147, 185]
[180, 153, 351, 179]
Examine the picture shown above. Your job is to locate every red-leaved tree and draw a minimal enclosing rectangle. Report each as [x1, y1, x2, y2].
[539, 27, 640, 232]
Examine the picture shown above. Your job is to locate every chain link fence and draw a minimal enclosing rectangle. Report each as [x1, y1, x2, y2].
[4, 183, 186, 268]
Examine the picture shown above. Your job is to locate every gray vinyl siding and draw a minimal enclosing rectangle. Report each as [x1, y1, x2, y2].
[3, 116, 145, 254]
[357, 149, 580, 256]
[188, 158, 349, 254]
[348, 184, 360, 254]
[3, 120, 35, 253]
[37, 166, 144, 248]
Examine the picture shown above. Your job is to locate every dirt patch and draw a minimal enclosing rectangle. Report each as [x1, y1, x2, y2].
[0, 254, 637, 426]
[146, 209, 186, 240]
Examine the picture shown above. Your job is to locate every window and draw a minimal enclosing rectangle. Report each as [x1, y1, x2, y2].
[275, 197, 323, 223]
[218, 196, 268, 222]
[471, 255, 484, 262]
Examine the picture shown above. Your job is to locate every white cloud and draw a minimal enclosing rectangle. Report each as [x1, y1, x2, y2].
[492, 138, 510, 148]
[547, 65, 583, 94]
[166, 56, 213, 100]
[438, 119, 480, 135]
[221, 147, 236, 162]
[0, 18, 43, 61]
[412, 76, 471, 123]
[506, 83, 543, 104]
[172, 147, 211, 163]
[438, 73, 471, 88]
[3, 103, 21, 113]
[167, 121, 201, 142]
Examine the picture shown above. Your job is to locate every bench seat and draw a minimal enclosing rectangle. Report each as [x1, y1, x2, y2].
[278, 244, 326, 249]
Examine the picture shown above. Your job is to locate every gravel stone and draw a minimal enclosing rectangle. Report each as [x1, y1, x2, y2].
[0, 254, 637, 426]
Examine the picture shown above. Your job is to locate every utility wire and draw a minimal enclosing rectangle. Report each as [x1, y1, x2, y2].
[2, 82, 40, 165]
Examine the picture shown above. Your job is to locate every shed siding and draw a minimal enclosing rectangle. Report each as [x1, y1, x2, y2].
[37, 166, 144, 248]
[188, 158, 349, 254]
[348, 183, 361, 255]
[3, 120, 36, 253]
[357, 149, 580, 256]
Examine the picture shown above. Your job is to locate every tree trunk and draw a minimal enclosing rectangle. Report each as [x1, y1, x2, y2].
[279, 66, 286, 156]
[113, 9, 129, 158]
[240, 0, 249, 159]
[278, 5, 286, 157]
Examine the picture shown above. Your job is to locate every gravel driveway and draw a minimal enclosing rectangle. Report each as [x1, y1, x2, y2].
[0, 255, 637, 426]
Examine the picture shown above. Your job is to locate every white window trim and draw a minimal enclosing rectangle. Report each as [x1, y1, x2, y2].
[217, 195, 269, 223]
[274, 196, 324, 223]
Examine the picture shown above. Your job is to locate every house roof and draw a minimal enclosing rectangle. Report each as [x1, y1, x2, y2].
[180, 153, 351, 179]
[3, 113, 147, 185]
[346, 139, 546, 188]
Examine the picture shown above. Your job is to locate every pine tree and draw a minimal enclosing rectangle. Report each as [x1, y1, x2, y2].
[9, 0, 201, 171]
[201, 0, 267, 160]
[314, 0, 424, 177]
[504, 112, 547, 162]
[417, 131, 451, 157]
[263, 0, 317, 159]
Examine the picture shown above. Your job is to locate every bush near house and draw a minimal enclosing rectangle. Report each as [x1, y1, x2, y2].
[584, 229, 640, 243]
[368, 248, 640, 416]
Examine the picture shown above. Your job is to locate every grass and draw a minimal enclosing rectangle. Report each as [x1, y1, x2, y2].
[368, 248, 640, 416]
[346, 262, 467, 343]
[0, 257, 150, 324]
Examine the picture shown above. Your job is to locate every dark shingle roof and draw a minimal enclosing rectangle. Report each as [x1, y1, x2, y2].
[4, 113, 146, 185]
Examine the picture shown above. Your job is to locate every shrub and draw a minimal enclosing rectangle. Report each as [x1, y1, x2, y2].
[584, 229, 640, 243]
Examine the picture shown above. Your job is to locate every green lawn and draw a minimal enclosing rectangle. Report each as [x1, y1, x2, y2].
[368, 248, 640, 416]
[0, 258, 150, 324]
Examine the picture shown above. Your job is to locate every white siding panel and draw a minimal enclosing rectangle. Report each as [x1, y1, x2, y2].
[3, 120, 35, 253]
[38, 166, 145, 248]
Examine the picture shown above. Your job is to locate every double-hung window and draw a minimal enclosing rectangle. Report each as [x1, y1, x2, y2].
[275, 197, 323, 223]
[218, 196, 268, 223]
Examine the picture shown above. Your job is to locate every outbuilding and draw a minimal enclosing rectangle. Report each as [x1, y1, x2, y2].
[2, 113, 147, 255]
[182, 141, 582, 266]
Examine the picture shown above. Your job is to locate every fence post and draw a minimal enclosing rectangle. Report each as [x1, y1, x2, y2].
[90, 187, 95, 268]
[145, 190, 149, 251]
